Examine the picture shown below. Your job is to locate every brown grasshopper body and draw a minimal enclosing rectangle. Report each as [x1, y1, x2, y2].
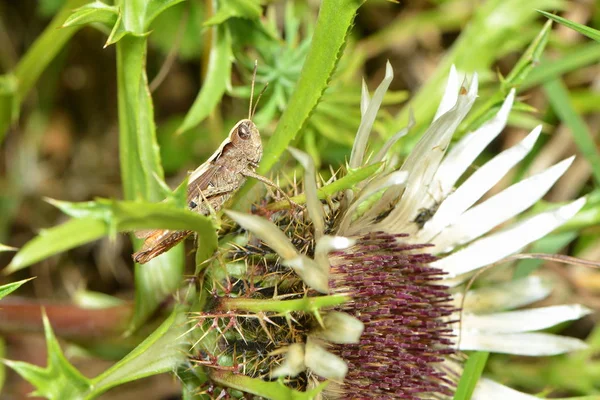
[132, 119, 263, 264]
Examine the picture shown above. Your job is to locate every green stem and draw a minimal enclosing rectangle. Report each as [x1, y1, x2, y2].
[267, 162, 381, 211]
[115, 32, 183, 331]
[221, 294, 350, 313]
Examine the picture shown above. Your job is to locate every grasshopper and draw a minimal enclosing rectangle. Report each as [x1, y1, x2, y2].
[133, 63, 292, 264]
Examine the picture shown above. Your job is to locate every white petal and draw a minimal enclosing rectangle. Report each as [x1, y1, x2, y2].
[270, 344, 305, 378]
[453, 276, 553, 313]
[371, 111, 414, 164]
[473, 378, 541, 400]
[431, 156, 573, 252]
[430, 89, 515, 202]
[422, 125, 541, 243]
[433, 65, 460, 122]
[314, 235, 355, 277]
[360, 78, 370, 116]
[283, 256, 330, 294]
[459, 332, 587, 355]
[315, 236, 355, 253]
[225, 210, 298, 260]
[317, 312, 364, 344]
[305, 338, 348, 380]
[462, 304, 592, 333]
[375, 74, 479, 233]
[338, 170, 408, 234]
[349, 61, 393, 169]
[289, 147, 325, 239]
[432, 198, 586, 276]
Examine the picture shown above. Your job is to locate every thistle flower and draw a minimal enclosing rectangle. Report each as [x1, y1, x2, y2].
[193, 63, 590, 400]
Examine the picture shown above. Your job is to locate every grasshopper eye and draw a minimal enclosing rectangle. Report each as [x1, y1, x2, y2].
[238, 122, 251, 139]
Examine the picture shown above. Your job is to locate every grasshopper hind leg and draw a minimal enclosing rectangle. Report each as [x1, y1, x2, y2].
[132, 230, 192, 264]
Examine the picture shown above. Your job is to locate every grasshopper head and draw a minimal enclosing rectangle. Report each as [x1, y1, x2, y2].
[232, 119, 262, 164]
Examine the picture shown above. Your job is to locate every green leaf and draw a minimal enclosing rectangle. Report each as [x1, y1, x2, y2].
[44, 198, 112, 220]
[543, 78, 600, 186]
[522, 42, 600, 91]
[203, 0, 262, 27]
[460, 19, 552, 134]
[0, 243, 17, 252]
[503, 19, 552, 90]
[112, 200, 215, 233]
[233, 0, 364, 207]
[14, 0, 87, 95]
[105, 12, 131, 47]
[62, 1, 119, 29]
[538, 10, 600, 42]
[90, 311, 188, 397]
[0, 0, 88, 142]
[5, 200, 216, 274]
[258, 0, 364, 174]
[149, 2, 205, 61]
[73, 289, 126, 309]
[267, 162, 382, 211]
[5, 218, 106, 274]
[393, 0, 564, 145]
[211, 371, 329, 400]
[0, 278, 35, 300]
[0, 74, 19, 140]
[130, 251, 184, 333]
[105, 0, 187, 40]
[145, 0, 187, 28]
[177, 23, 233, 134]
[453, 352, 489, 400]
[3, 309, 187, 399]
[3, 311, 92, 399]
[195, 226, 218, 275]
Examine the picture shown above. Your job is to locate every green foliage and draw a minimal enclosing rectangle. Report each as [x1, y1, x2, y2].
[0, 243, 17, 253]
[149, 2, 205, 60]
[5, 198, 216, 274]
[4, 310, 188, 399]
[539, 10, 600, 42]
[0, 278, 34, 300]
[256, 0, 364, 175]
[231, 0, 365, 208]
[222, 294, 351, 313]
[211, 372, 329, 400]
[394, 0, 564, 145]
[203, 0, 262, 27]
[267, 162, 382, 211]
[523, 41, 600, 91]
[177, 22, 232, 134]
[0, 0, 87, 142]
[544, 79, 600, 185]
[4, 311, 92, 399]
[459, 19, 552, 135]
[453, 352, 490, 400]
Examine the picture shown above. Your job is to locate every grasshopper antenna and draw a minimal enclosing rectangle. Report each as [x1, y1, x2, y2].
[249, 60, 258, 120]
[252, 82, 269, 119]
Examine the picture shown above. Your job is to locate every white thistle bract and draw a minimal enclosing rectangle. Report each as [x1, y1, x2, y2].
[197, 63, 588, 400]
